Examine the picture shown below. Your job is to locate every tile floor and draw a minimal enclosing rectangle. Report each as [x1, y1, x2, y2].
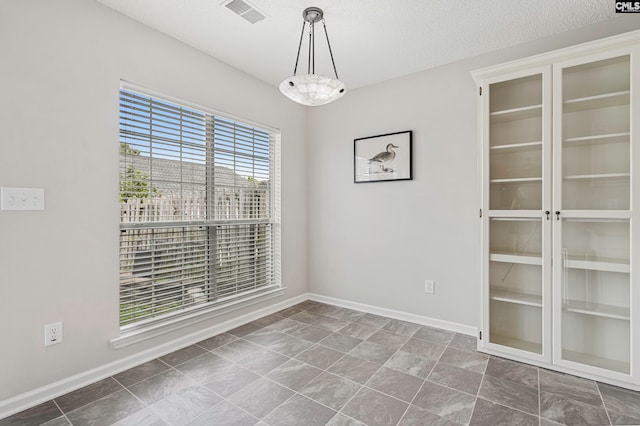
[3, 300, 640, 426]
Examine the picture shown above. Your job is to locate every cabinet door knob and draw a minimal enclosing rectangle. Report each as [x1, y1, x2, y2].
[555, 211, 560, 220]
[545, 211, 550, 220]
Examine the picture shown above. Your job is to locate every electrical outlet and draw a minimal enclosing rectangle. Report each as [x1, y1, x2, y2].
[424, 280, 435, 294]
[44, 322, 63, 347]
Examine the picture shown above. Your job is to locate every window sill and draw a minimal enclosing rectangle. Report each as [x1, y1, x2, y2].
[111, 286, 286, 349]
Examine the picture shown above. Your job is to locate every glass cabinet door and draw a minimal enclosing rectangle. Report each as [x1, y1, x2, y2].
[560, 55, 630, 210]
[485, 69, 550, 357]
[488, 218, 543, 354]
[556, 54, 632, 375]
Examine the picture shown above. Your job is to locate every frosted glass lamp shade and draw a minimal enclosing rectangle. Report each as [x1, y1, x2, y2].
[279, 74, 346, 106]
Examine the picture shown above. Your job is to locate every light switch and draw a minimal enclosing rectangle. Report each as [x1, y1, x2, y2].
[1, 187, 45, 211]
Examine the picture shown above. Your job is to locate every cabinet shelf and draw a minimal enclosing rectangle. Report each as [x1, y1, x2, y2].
[490, 104, 542, 122]
[490, 177, 542, 183]
[490, 288, 542, 307]
[562, 350, 629, 374]
[490, 252, 542, 265]
[563, 173, 629, 181]
[564, 256, 629, 273]
[563, 299, 630, 321]
[563, 91, 630, 113]
[490, 141, 543, 152]
[490, 334, 542, 354]
[564, 132, 629, 146]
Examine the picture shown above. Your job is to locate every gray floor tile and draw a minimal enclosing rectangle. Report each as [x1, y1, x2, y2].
[114, 359, 170, 387]
[40, 417, 72, 426]
[240, 348, 289, 375]
[263, 394, 336, 426]
[469, 398, 538, 426]
[275, 306, 306, 318]
[400, 337, 446, 360]
[382, 319, 421, 337]
[599, 382, 640, 421]
[54, 377, 123, 412]
[196, 332, 238, 350]
[367, 366, 423, 403]
[313, 316, 351, 332]
[0, 401, 62, 426]
[412, 380, 476, 424]
[150, 385, 221, 426]
[540, 390, 609, 425]
[478, 374, 538, 415]
[265, 334, 314, 357]
[366, 330, 409, 350]
[212, 339, 265, 362]
[111, 407, 167, 426]
[186, 400, 258, 426]
[328, 354, 381, 384]
[320, 333, 363, 353]
[354, 313, 392, 329]
[289, 324, 333, 342]
[300, 372, 362, 411]
[448, 334, 477, 353]
[385, 350, 436, 379]
[244, 329, 289, 346]
[325, 413, 365, 425]
[159, 344, 207, 367]
[398, 404, 461, 426]
[129, 369, 193, 404]
[252, 314, 286, 328]
[338, 322, 377, 340]
[202, 362, 260, 398]
[609, 410, 640, 425]
[539, 369, 603, 407]
[66, 389, 145, 426]
[174, 352, 233, 381]
[428, 361, 483, 395]
[266, 359, 323, 391]
[348, 340, 396, 364]
[229, 377, 294, 419]
[413, 326, 455, 345]
[290, 311, 323, 324]
[295, 344, 344, 369]
[439, 347, 489, 373]
[341, 387, 408, 426]
[266, 317, 307, 334]
[484, 356, 538, 389]
[308, 303, 344, 317]
[328, 308, 366, 322]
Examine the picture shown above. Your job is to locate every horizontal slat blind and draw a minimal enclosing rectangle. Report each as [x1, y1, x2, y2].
[119, 88, 279, 328]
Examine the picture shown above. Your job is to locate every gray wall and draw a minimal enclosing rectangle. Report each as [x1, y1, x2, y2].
[306, 16, 640, 327]
[0, 0, 307, 402]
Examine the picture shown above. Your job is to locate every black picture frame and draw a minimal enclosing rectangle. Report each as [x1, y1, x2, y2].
[354, 130, 412, 183]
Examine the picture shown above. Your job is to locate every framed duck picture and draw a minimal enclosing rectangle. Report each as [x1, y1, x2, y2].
[354, 130, 412, 183]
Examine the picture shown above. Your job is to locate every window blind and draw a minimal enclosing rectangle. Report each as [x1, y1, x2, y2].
[118, 88, 280, 328]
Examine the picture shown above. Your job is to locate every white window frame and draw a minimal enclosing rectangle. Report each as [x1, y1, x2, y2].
[113, 82, 282, 348]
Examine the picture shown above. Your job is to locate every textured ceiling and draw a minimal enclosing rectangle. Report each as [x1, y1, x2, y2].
[95, 0, 618, 90]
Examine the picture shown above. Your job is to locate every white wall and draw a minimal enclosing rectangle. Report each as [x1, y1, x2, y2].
[0, 0, 307, 404]
[307, 17, 640, 328]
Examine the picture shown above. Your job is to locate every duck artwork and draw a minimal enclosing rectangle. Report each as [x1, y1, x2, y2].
[368, 143, 398, 173]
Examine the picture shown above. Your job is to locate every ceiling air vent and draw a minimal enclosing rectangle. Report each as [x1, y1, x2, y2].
[223, 0, 267, 24]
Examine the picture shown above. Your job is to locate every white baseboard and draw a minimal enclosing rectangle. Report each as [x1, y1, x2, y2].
[308, 293, 478, 337]
[0, 293, 308, 420]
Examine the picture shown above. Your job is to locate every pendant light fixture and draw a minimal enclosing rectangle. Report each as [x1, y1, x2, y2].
[279, 7, 346, 106]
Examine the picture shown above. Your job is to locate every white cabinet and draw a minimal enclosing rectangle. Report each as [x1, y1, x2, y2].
[473, 31, 640, 389]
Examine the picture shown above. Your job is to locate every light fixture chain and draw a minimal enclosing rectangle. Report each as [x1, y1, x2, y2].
[322, 19, 339, 80]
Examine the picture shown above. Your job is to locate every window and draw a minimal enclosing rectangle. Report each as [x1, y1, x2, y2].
[118, 87, 280, 330]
